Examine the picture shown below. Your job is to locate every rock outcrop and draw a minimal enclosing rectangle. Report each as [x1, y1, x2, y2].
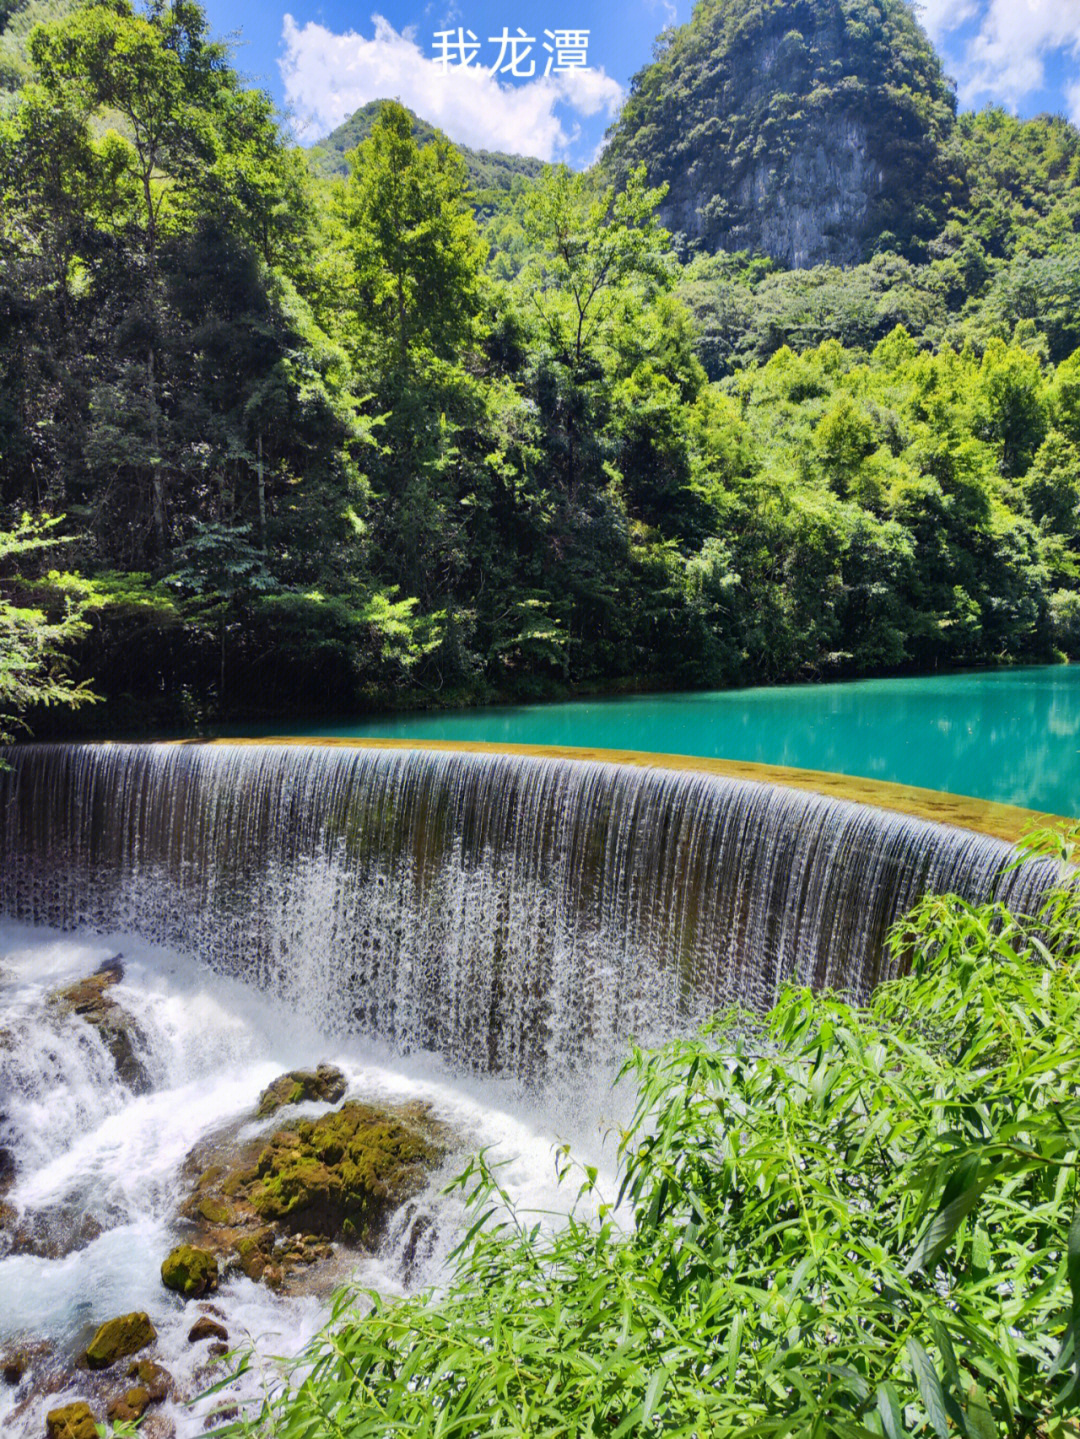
[173, 1096, 451, 1289]
[605, 0, 957, 267]
[45, 1402, 98, 1439]
[256, 1065, 346, 1118]
[48, 959, 151, 1093]
[161, 1244, 219, 1299]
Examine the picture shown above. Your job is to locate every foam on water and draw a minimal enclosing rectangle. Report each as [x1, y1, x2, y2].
[0, 921, 620, 1437]
[0, 741, 1065, 1432]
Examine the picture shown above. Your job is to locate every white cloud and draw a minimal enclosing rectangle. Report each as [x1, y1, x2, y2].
[279, 13, 624, 161]
[914, 0, 979, 46]
[918, 0, 1080, 113]
[644, 0, 679, 28]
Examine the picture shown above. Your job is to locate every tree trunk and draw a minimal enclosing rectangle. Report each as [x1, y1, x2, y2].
[397, 273, 407, 364]
[147, 346, 167, 553]
[257, 430, 266, 549]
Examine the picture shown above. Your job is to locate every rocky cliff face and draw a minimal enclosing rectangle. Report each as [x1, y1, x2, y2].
[605, 0, 958, 268]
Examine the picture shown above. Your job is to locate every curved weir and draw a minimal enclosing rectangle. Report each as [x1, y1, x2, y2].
[0, 742, 1062, 1079]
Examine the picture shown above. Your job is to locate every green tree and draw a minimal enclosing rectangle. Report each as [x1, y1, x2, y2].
[343, 99, 485, 366]
[0, 515, 97, 742]
[519, 163, 671, 378]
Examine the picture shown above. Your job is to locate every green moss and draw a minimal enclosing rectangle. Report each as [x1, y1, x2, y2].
[256, 1065, 347, 1118]
[222, 1165, 258, 1197]
[106, 1385, 151, 1423]
[45, 1403, 97, 1439]
[125, 1359, 171, 1401]
[197, 1196, 234, 1225]
[160, 1244, 219, 1298]
[84, 1312, 156, 1370]
[247, 1101, 443, 1245]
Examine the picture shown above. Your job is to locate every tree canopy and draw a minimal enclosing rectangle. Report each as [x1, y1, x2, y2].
[4, 0, 1080, 734]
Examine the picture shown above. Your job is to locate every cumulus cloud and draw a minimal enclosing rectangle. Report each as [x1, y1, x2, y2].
[279, 13, 624, 160]
[917, 0, 1080, 113]
[914, 0, 979, 46]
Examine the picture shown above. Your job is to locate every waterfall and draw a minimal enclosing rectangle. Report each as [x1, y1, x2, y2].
[0, 742, 1059, 1080]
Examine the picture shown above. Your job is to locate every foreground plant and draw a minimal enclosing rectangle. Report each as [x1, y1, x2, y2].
[219, 880, 1080, 1437]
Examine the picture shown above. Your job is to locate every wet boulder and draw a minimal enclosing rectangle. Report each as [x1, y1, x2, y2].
[177, 1097, 453, 1289]
[45, 1402, 98, 1439]
[256, 1065, 347, 1118]
[106, 1386, 151, 1423]
[188, 1316, 228, 1344]
[125, 1358, 172, 1403]
[2, 1348, 29, 1386]
[1, 1339, 52, 1389]
[161, 1243, 219, 1298]
[48, 964, 150, 1094]
[247, 1101, 443, 1245]
[84, 1312, 157, 1370]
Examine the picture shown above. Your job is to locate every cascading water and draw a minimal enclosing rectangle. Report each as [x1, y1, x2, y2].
[0, 742, 1060, 1079]
[0, 740, 1065, 1435]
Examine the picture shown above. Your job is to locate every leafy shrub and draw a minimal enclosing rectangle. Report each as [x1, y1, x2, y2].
[221, 868, 1080, 1437]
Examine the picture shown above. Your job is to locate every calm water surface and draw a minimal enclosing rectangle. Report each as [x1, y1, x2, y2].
[267, 666, 1080, 816]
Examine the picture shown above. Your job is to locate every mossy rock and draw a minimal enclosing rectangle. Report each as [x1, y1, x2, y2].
[49, 967, 150, 1094]
[84, 1311, 157, 1370]
[2, 1348, 28, 1385]
[45, 1402, 97, 1439]
[196, 1196, 234, 1225]
[221, 1165, 258, 1198]
[247, 1101, 443, 1246]
[234, 1229, 274, 1281]
[107, 1385, 151, 1423]
[125, 1358, 172, 1402]
[161, 1244, 218, 1298]
[256, 1065, 347, 1118]
[177, 1095, 453, 1289]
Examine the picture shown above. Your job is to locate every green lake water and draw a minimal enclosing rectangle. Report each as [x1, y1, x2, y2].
[268, 665, 1080, 816]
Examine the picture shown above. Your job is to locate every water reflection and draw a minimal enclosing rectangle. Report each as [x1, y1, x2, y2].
[265, 666, 1080, 814]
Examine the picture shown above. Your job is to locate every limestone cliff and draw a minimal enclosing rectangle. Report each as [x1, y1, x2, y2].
[604, 0, 959, 268]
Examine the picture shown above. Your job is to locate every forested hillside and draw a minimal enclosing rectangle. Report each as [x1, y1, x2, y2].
[308, 101, 544, 200]
[4, 0, 1080, 736]
[604, 0, 959, 266]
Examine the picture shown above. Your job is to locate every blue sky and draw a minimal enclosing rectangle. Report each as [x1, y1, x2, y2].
[205, 0, 1080, 166]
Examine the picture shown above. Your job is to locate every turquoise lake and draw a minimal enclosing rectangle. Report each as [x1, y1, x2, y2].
[267, 665, 1080, 816]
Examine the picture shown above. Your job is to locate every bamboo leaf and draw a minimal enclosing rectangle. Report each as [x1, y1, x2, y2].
[907, 1339, 949, 1439]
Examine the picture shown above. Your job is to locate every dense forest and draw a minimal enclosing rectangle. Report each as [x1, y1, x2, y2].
[4, 0, 1080, 734]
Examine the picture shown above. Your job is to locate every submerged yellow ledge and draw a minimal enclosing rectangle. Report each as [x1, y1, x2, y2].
[168, 736, 1071, 844]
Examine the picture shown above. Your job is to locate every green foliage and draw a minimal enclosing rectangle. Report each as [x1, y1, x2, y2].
[0, 0, 80, 99]
[307, 99, 544, 203]
[218, 874, 1080, 1436]
[6, 0, 1080, 729]
[0, 513, 97, 741]
[342, 100, 486, 365]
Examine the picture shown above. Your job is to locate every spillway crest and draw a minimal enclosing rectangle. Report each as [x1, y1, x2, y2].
[0, 742, 1058, 1078]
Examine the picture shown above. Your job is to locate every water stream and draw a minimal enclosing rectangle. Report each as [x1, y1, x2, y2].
[0, 922, 616, 1436]
[0, 741, 1063, 1434]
